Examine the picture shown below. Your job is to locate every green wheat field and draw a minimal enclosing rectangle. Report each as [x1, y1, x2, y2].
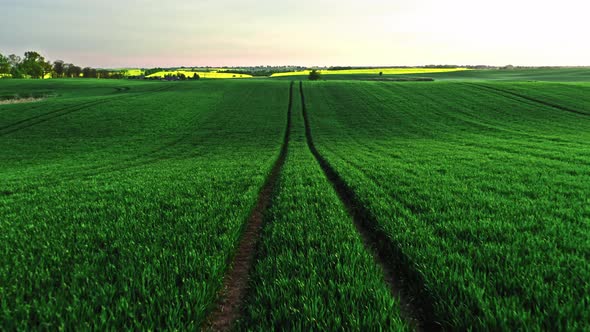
[1, 69, 589, 330]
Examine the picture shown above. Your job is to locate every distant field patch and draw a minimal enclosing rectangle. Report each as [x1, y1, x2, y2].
[146, 70, 253, 79]
[271, 67, 469, 77]
[124, 69, 144, 76]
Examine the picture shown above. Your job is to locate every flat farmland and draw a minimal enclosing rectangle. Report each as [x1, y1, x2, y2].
[1, 78, 589, 330]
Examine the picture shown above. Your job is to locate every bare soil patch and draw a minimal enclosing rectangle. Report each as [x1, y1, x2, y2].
[0, 97, 45, 105]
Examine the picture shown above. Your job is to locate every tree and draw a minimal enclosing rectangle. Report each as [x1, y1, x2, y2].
[0, 53, 10, 74]
[22, 61, 43, 79]
[10, 66, 24, 78]
[7, 54, 21, 69]
[91, 68, 99, 78]
[64, 63, 73, 77]
[379, 71, 383, 76]
[71, 65, 82, 77]
[192, 73, 200, 80]
[97, 69, 110, 79]
[4, 54, 23, 78]
[144, 67, 163, 76]
[82, 67, 97, 78]
[42, 61, 53, 79]
[110, 71, 124, 79]
[21, 51, 43, 78]
[53, 60, 65, 78]
[65, 64, 82, 78]
[308, 69, 321, 81]
[24, 51, 43, 62]
[20, 51, 50, 79]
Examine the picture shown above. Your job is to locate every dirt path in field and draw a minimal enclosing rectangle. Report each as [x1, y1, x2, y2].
[298, 81, 442, 331]
[205, 82, 293, 331]
[466, 83, 589, 117]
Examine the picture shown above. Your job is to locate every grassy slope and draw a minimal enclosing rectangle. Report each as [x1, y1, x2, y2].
[465, 81, 590, 115]
[0, 78, 157, 98]
[406, 68, 590, 81]
[304, 80, 590, 330]
[0, 79, 288, 329]
[238, 83, 408, 331]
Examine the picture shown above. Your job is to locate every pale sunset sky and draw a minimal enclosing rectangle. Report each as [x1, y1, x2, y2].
[1, 0, 589, 67]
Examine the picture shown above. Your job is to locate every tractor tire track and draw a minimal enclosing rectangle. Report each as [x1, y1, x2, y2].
[0, 84, 174, 136]
[465, 83, 590, 117]
[0, 100, 111, 136]
[205, 81, 294, 331]
[298, 81, 442, 331]
[42, 84, 251, 179]
[0, 84, 229, 195]
[0, 99, 105, 130]
[0, 88, 157, 131]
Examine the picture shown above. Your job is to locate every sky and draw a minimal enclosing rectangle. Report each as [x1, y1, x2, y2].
[1, 0, 589, 68]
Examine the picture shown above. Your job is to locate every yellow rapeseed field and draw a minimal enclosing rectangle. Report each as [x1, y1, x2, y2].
[146, 71, 252, 79]
[124, 69, 144, 76]
[270, 67, 469, 77]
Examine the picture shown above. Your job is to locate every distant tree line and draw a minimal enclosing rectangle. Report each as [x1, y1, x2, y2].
[147, 72, 200, 81]
[219, 69, 281, 77]
[0, 51, 51, 79]
[323, 65, 546, 70]
[0, 51, 126, 79]
[144, 67, 164, 76]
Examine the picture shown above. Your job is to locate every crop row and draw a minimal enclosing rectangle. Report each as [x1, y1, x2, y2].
[0, 80, 289, 329]
[237, 82, 409, 330]
[2, 79, 589, 330]
[302, 80, 590, 330]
